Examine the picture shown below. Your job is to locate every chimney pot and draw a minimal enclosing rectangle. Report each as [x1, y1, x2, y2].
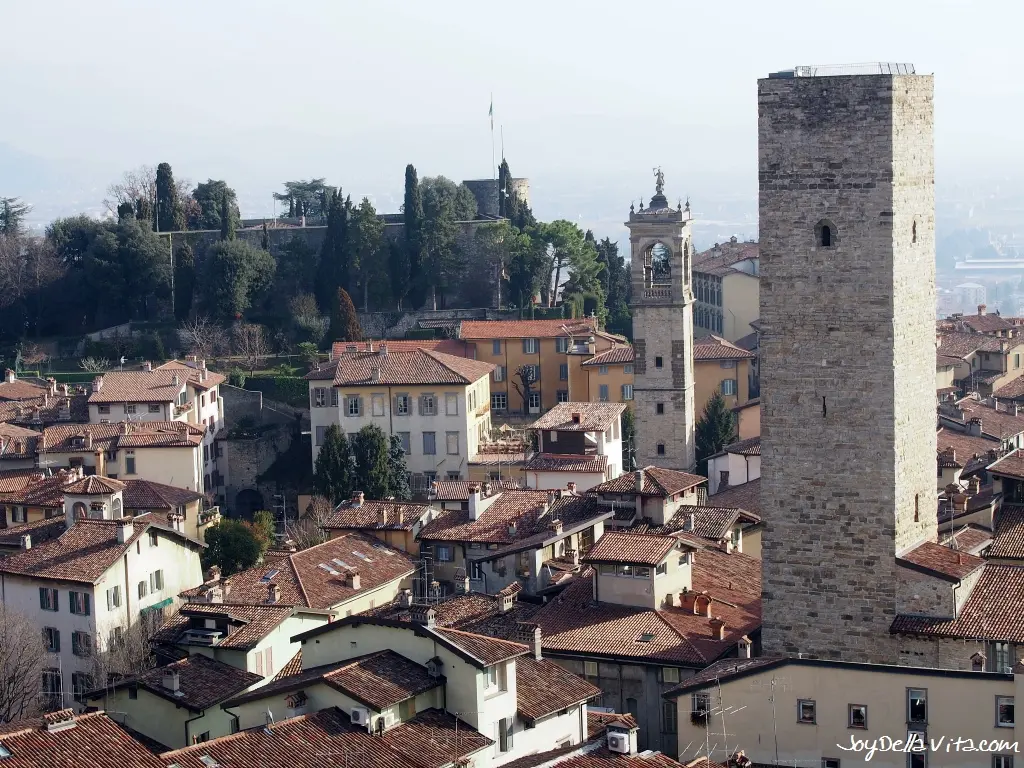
[267, 583, 281, 603]
[979, 304, 987, 316]
[20, 534, 31, 550]
[116, 521, 133, 544]
[684, 512, 695, 532]
[3, 369, 14, 384]
[142, 361, 152, 372]
[92, 375, 103, 392]
[709, 616, 726, 641]
[346, 570, 361, 590]
[352, 491, 364, 507]
[399, 588, 413, 608]
[162, 670, 180, 692]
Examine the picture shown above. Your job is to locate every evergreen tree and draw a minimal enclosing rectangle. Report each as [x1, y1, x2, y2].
[695, 391, 737, 477]
[202, 240, 275, 322]
[403, 165, 426, 309]
[155, 162, 185, 232]
[190, 180, 238, 231]
[621, 406, 636, 472]
[201, 519, 266, 576]
[313, 425, 354, 504]
[328, 288, 362, 343]
[387, 238, 411, 310]
[387, 435, 411, 500]
[173, 241, 195, 321]
[350, 425, 392, 500]
[316, 191, 352, 312]
[351, 197, 385, 311]
[116, 201, 135, 222]
[0, 197, 31, 237]
[134, 197, 154, 228]
[497, 159, 511, 218]
[260, 220, 270, 251]
[220, 191, 236, 241]
[594, 235, 631, 336]
[420, 176, 464, 309]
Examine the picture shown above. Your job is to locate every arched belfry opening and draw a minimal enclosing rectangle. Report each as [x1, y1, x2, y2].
[644, 242, 673, 289]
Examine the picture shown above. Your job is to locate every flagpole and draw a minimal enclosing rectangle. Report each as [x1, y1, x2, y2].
[490, 92, 495, 180]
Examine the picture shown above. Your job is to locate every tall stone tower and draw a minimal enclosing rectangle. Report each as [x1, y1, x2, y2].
[628, 172, 697, 471]
[759, 65, 937, 663]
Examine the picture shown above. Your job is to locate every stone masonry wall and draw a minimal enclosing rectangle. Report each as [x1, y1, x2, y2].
[758, 73, 936, 663]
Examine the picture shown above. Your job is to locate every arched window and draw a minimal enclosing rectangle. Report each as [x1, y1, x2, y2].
[912, 221, 918, 243]
[815, 219, 837, 248]
[72, 502, 87, 521]
[112, 497, 123, 519]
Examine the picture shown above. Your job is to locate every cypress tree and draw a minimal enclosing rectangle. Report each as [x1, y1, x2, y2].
[351, 425, 392, 500]
[316, 190, 351, 314]
[173, 242, 196, 321]
[387, 435, 411, 500]
[155, 162, 185, 232]
[387, 239, 411, 310]
[261, 220, 270, 251]
[403, 165, 426, 309]
[329, 288, 362, 343]
[220, 191, 235, 241]
[313, 425, 354, 504]
[695, 391, 738, 477]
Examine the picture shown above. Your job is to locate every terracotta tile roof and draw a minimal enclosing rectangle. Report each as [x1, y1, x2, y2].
[469, 496, 614, 562]
[937, 354, 964, 368]
[897, 541, 985, 581]
[556, 746, 687, 767]
[664, 656, 784, 697]
[429, 479, 521, 502]
[937, 331, 1005, 357]
[468, 452, 530, 466]
[722, 436, 760, 456]
[988, 449, 1024, 480]
[368, 591, 543, 636]
[332, 339, 467, 358]
[225, 650, 442, 710]
[534, 546, 761, 666]
[733, 332, 759, 352]
[935, 427, 1000, 470]
[693, 241, 760, 278]
[0, 710, 164, 767]
[0, 519, 197, 584]
[460, 318, 598, 340]
[587, 712, 639, 739]
[433, 626, 529, 665]
[989, 505, 1024, 559]
[0, 393, 89, 428]
[516, 654, 601, 721]
[305, 348, 494, 385]
[153, 602, 296, 651]
[581, 346, 635, 367]
[693, 335, 755, 361]
[40, 421, 204, 452]
[0, 378, 50, 401]
[0, 516, 67, 548]
[62, 475, 125, 494]
[87, 371, 187, 404]
[0, 468, 48, 494]
[939, 525, 993, 555]
[529, 402, 626, 432]
[584, 532, 680, 566]
[994, 374, 1024, 400]
[121, 480, 204, 511]
[707, 478, 761, 517]
[526, 453, 609, 473]
[891, 564, 1024, 642]
[160, 706, 491, 768]
[272, 649, 303, 681]
[0, 423, 38, 440]
[956, 397, 1024, 438]
[593, 467, 706, 497]
[87, 654, 261, 712]
[0, 473, 67, 508]
[420, 490, 606, 546]
[322, 498, 433, 532]
[658, 506, 754, 542]
[153, 360, 226, 390]
[180, 533, 415, 610]
[957, 312, 1016, 334]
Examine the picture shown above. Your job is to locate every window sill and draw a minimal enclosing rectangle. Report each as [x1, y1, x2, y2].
[797, 720, 816, 725]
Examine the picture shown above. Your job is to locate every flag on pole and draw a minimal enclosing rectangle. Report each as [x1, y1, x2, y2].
[489, 96, 494, 130]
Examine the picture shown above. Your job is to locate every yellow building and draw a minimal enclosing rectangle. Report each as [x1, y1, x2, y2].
[692, 238, 760, 342]
[579, 345, 635, 406]
[693, 335, 754, 414]
[459, 318, 627, 414]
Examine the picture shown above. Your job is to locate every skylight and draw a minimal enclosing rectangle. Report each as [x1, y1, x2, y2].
[317, 563, 340, 576]
[637, 633, 656, 643]
[260, 569, 280, 582]
[199, 758, 220, 768]
[331, 558, 352, 569]
[352, 550, 372, 562]
[0, 744, 11, 758]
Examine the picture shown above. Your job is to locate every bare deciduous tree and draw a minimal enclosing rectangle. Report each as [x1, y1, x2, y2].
[19, 342, 49, 368]
[177, 316, 222, 359]
[86, 614, 160, 694]
[79, 357, 110, 373]
[285, 494, 333, 550]
[233, 323, 270, 376]
[0, 605, 46, 722]
[0, 236, 64, 311]
[511, 364, 538, 414]
[103, 165, 192, 220]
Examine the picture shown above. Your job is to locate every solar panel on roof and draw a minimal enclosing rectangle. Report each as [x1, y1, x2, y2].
[317, 563, 340, 576]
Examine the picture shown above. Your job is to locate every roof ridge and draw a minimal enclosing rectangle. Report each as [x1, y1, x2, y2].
[287, 548, 313, 608]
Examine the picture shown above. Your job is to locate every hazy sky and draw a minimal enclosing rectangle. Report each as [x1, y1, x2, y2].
[3, 0, 1019, 231]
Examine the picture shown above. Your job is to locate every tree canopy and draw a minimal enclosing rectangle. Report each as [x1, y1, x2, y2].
[329, 287, 362, 343]
[314, 425, 354, 504]
[202, 518, 267, 576]
[190, 180, 239, 231]
[201, 239, 275, 322]
[695, 391, 737, 477]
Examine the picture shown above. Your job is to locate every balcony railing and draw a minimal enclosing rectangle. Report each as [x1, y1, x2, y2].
[198, 507, 221, 527]
[174, 400, 194, 416]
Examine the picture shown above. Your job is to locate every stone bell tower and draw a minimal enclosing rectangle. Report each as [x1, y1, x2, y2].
[628, 170, 696, 471]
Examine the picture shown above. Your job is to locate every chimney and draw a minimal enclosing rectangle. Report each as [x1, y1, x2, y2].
[267, 583, 281, 604]
[61, 383, 69, 396]
[172, 374, 180, 387]
[1015, 403, 1021, 418]
[499, 593, 515, 614]
[346, 569, 361, 590]
[20, 534, 31, 550]
[3, 369, 14, 384]
[694, 593, 713, 618]
[971, 652, 986, 672]
[370, 366, 380, 383]
[379, 343, 388, 356]
[409, 605, 436, 628]
[199, 359, 207, 371]
[566, 482, 577, 495]
[92, 375, 103, 392]
[352, 491, 364, 508]
[566, 548, 579, 566]
[458, 574, 471, 593]
[367, 342, 374, 353]
[571, 412, 581, 425]
[719, 538, 732, 554]
[162, 670, 180, 692]
[116, 520, 133, 544]
[206, 565, 222, 583]
[979, 304, 987, 316]
[399, 588, 413, 608]
[47, 378, 57, 395]
[142, 361, 152, 372]
[94, 449, 105, 478]
[709, 616, 726, 641]
[968, 475, 981, 496]
[467, 484, 483, 520]
[515, 622, 543, 660]
[549, 518, 563, 536]
[481, 481, 492, 497]
[379, 506, 388, 525]
[952, 492, 968, 516]
[43, 709, 77, 733]
[968, 417, 983, 437]
[737, 635, 752, 659]
[508, 521, 517, 537]
[683, 512, 695, 532]
[221, 577, 233, 599]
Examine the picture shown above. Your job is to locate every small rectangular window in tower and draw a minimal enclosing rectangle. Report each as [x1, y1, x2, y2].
[656, 403, 665, 415]
[655, 356, 663, 368]
[657, 443, 665, 456]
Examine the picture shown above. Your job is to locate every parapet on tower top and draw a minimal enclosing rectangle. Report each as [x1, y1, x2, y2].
[767, 62, 916, 78]
[629, 167, 689, 223]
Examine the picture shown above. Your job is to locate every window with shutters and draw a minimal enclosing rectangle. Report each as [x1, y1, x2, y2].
[446, 432, 459, 455]
[421, 394, 436, 416]
[423, 432, 436, 455]
[104, 587, 120, 611]
[599, 365, 609, 375]
[125, 451, 136, 475]
[39, 588, 58, 612]
[557, 390, 569, 403]
[255, 650, 264, 676]
[396, 394, 411, 415]
[150, 570, 164, 592]
[523, 339, 538, 354]
[721, 379, 737, 396]
[622, 384, 634, 400]
[559, 363, 568, 380]
[313, 388, 327, 407]
[445, 393, 458, 415]
[138, 580, 148, 599]
[498, 716, 514, 752]
[599, 385, 609, 402]
[346, 395, 361, 417]
[494, 366, 505, 382]
[265, 647, 273, 675]
[661, 701, 678, 733]
[398, 432, 411, 454]
[491, 393, 507, 411]
[555, 337, 569, 353]
[149, 530, 159, 547]
[72, 632, 92, 657]
[492, 340, 502, 355]
[528, 392, 541, 410]
[71, 591, 91, 615]
[330, 388, 339, 407]
[43, 627, 59, 652]
[624, 364, 634, 374]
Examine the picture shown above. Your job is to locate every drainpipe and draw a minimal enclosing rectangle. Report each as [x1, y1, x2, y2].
[221, 705, 242, 734]
[184, 709, 207, 746]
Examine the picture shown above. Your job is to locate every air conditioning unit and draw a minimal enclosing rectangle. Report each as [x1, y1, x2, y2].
[350, 707, 370, 726]
[607, 733, 628, 754]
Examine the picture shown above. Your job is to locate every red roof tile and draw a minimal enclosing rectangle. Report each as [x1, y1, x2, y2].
[988, 449, 1024, 480]
[722, 436, 760, 456]
[693, 335, 755, 361]
[529, 402, 626, 432]
[0, 379, 50, 401]
[587, 711, 638, 739]
[516, 654, 600, 721]
[322, 498, 434, 532]
[88, 367, 223, 404]
[332, 339, 467, 358]
[0, 468, 48, 494]
[430, 479, 521, 501]
[0, 711, 164, 767]
[526, 453, 609, 473]
[897, 541, 984, 581]
[956, 312, 1016, 334]
[306, 348, 493, 385]
[581, 346, 635, 367]
[593, 467, 706, 497]
[707, 478, 761, 516]
[584, 532, 680, 566]
[121, 480, 204, 511]
[995, 374, 1024, 400]
[556, 746, 686, 767]
[937, 331, 1005, 357]
[460, 318, 598, 340]
[0, 516, 67, 548]
[181, 533, 415, 610]
[153, 602, 296, 651]
[40, 422, 204, 452]
[62, 475, 125, 494]
[433, 627, 529, 665]
[951, 397, 1024, 440]
[693, 240, 760, 278]
[989, 505, 1024, 560]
